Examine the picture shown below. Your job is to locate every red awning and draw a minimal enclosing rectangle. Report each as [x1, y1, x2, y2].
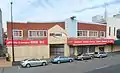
[67, 38, 114, 45]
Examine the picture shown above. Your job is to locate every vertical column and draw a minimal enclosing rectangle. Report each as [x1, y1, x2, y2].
[64, 44, 70, 56]
[74, 47, 78, 56]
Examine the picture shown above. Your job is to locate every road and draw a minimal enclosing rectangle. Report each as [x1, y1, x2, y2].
[1, 54, 120, 73]
[86, 64, 120, 73]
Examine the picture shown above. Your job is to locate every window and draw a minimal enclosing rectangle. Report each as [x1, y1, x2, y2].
[109, 27, 111, 36]
[100, 31, 105, 37]
[114, 27, 116, 36]
[117, 29, 120, 39]
[13, 29, 23, 37]
[89, 31, 98, 37]
[28, 30, 47, 37]
[77, 30, 88, 37]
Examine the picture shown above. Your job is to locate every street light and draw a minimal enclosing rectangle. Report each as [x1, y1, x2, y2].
[10, 2, 15, 62]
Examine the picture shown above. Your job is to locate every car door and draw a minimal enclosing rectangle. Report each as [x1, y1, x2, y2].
[29, 59, 37, 66]
[35, 59, 42, 66]
[60, 57, 65, 62]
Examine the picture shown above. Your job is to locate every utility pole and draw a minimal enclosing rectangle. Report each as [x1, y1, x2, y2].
[10, 2, 15, 62]
[104, 3, 108, 23]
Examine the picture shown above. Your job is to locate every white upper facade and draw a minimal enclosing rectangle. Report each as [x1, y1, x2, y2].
[106, 17, 120, 40]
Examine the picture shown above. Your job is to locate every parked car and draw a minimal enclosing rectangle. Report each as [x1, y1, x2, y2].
[94, 52, 107, 58]
[51, 56, 74, 64]
[20, 58, 48, 68]
[75, 53, 93, 61]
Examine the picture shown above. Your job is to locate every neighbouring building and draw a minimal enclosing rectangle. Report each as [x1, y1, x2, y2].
[107, 17, 120, 52]
[6, 17, 114, 61]
[0, 9, 3, 46]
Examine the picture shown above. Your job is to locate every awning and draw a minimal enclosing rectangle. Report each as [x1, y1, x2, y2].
[67, 38, 114, 45]
[114, 40, 120, 45]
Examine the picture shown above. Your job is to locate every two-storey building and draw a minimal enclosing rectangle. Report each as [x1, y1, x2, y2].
[6, 18, 114, 61]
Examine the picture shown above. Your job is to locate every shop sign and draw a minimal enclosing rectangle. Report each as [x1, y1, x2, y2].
[6, 39, 48, 46]
[68, 39, 114, 45]
[50, 32, 67, 38]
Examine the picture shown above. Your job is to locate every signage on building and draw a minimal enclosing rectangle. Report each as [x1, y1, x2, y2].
[67, 39, 114, 45]
[50, 32, 67, 38]
[6, 39, 48, 46]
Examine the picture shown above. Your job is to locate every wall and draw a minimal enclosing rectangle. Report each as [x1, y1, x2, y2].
[113, 45, 120, 52]
[48, 25, 67, 44]
[7, 45, 49, 61]
[104, 45, 112, 52]
[107, 18, 120, 40]
[65, 18, 77, 37]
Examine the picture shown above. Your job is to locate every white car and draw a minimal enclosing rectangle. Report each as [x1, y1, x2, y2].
[20, 58, 48, 68]
[94, 52, 107, 58]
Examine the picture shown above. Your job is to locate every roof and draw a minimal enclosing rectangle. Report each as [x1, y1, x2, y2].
[78, 21, 106, 25]
[7, 22, 65, 30]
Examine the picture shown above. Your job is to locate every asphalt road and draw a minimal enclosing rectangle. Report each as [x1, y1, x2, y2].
[86, 64, 120, 73]
[1, 54, 120, 73]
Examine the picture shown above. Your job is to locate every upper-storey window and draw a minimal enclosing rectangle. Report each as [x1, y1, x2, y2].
[13, 29, 23, 37]
[89, 31, 98, 37]
[28, 30, 47, 37]
[100, 31, 105, 37]
[77, 30, 88, 37]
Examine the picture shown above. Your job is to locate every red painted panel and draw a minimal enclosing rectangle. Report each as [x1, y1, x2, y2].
[6, 39, 48, 46]
[67, 39, 114, 45]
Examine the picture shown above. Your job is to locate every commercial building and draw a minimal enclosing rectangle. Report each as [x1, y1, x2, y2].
[6, 18, 114, 61]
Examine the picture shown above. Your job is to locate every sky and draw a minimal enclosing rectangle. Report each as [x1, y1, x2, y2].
[0, 0, 120, 31]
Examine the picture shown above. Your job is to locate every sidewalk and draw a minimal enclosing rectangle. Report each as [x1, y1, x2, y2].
[0, 57, 12, 68]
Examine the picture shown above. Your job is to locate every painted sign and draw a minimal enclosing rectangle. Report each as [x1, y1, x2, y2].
[50, 32, 67, 38]
[68, 39, 114, 45]
[6, 39, 48, 46]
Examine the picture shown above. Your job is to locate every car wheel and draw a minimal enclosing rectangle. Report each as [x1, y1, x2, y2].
[100, 55, 102, 58]
[26, 64, 31, 68]
[42, 62, 46, 66]
[81, 58, 84, 61]
[69, 59, 72, 62]
[90, 57, 93, 59]
[57, 60, 61, 64]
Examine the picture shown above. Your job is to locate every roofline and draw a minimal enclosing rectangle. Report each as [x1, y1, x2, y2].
[77, 21, 106, 26]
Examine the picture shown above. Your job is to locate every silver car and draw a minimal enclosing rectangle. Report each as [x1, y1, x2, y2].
[20, 58, 48, 68]
[94, 52, 107, 58]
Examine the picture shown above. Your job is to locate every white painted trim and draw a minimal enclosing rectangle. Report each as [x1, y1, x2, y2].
[89, 30, 98, 37]
[77, 30, 89, 37]
[28, 30, 47, 38]
[13, 29, 23, 38]
[100, 31, 105, 38]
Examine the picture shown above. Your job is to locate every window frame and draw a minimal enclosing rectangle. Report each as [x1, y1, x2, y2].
[13, 29, 23, 38]
[77, 30, 88, 37]
[89, 30, 98, 37]
[100, 31, 105, 38]
[28, 30, 47, 38]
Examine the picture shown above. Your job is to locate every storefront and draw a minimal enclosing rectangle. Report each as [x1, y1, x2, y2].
[68, 38, 114, 56]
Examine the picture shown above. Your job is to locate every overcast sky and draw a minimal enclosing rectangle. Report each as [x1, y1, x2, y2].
[0, 0, 120, 31]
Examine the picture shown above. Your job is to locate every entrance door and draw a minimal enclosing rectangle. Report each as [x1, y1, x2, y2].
[99, 46, 104, 52]
[50, 44, 64, 58]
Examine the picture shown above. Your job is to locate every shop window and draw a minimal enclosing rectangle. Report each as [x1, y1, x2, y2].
[109, 27, 111, 36]
[89, 31, 98, 37]
[77, 30, 88, 37]
[114, 27, 116, 36]
[13, 29, 23, 37]
[117, 29, 120, 39]
[100, 31, 105, 37]
[28, 30, 47, 37]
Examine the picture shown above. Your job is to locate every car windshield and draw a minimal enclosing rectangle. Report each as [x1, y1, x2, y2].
[99, 52, 106, 54]
[22, 59, 28, 61]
